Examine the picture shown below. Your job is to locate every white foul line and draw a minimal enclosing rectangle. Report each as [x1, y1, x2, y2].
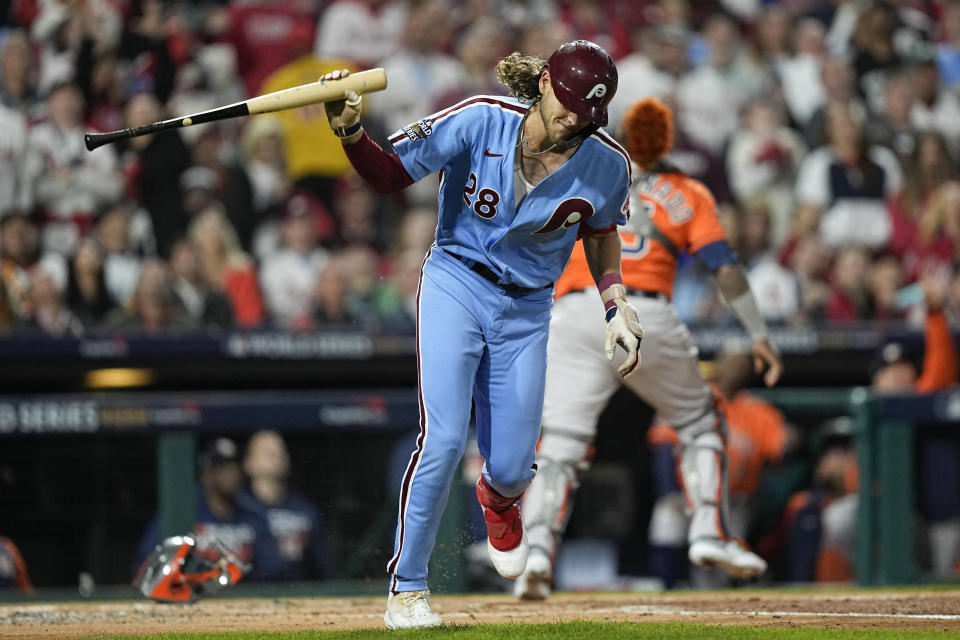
[614, 605, 960, 621]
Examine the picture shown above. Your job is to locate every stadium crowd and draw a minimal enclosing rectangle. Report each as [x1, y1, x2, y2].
[0, 0, 958, 336]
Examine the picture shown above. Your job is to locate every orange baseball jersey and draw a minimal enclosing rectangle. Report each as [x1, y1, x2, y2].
[555, 169, 729, 299]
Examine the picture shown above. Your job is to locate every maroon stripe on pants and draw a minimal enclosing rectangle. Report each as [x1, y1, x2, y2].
[387, 246, 433, 576]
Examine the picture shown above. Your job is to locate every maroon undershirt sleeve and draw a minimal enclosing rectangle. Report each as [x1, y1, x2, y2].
[342, 132, 415, 194]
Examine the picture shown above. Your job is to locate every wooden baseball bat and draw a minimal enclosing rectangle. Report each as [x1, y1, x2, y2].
[84, 68, 387, 151]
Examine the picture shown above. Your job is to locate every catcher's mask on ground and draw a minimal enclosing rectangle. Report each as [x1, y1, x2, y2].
[133, 534, 250, 603]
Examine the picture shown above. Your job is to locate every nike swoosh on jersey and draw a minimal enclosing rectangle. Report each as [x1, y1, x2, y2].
[484, 149, 503, 157]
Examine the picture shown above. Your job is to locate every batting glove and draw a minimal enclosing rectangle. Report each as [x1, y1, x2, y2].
[322, 69, 363, 134]
[603, 292, 644, 379]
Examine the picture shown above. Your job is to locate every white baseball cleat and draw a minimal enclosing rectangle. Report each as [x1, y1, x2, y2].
[688, 538, 768, 579]
[487, 525, 529, 579]
[383, 590, 443, 629]
[513, 549, 552, 600]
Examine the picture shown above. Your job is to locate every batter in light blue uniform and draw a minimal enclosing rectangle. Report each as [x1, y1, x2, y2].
[323, 41, 645, 629]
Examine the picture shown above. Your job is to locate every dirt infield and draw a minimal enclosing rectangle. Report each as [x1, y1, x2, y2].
[2, 589, 960, 638]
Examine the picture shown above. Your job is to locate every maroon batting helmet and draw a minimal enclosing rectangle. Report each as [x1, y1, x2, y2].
[546, 40, 618, 127]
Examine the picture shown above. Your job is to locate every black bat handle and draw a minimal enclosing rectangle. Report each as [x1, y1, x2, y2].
[84, 118, 182, 151]
[84, 103, 250, 151]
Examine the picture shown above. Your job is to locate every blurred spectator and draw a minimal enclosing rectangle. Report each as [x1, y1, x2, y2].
[515, 19, 574, 60]
[24, 253, 82, 336]
[726, 98, 806, 247]
[65, 237, 117, 327]
[890, 132, 957, 259]
[0, 29, 41, 118]
[867, 253, 905, 323]
[103, 258, 196, 334]
[260, 195, 329, 329]
[310, 254, 357, 326]
[661, 94, 733, 205]
[850, 2, 902, 112]
[0, 536, 32, 592]
[824, 245, 871, 323]
[0, 278, 16, 333]
[0, 213, 38, 317]
[391, 206, 437, 257]
[778, 18, 827, 127]
[215, 0, 321, 99]
[241, 430, 328, 581]
[794, 102, 903, 251]
[120, 92, 189, 258]
[477, 0, 558, 35]
[743, 204, 802, 323]
[371, 0, 464, 136]
[187, 206, 264, 328]
[187, 128, 257, 252]
[0, 102, 29, 218]
[867, 72, 917, 164]
[786, 233, 831, 323]
[259, 49, 357, 209]
[313, 0, 406, 69]
[850, 3, 901, 104]
[803, 56, 865, 150]
[434, 17, 511, 106]
[903, 181, 960, 284]
[677, 13, 763, 156]
[242, 116, 290, 217]
[93, 202, 146, 307]
[937, 2, 960, 91]
[910, 57, 960, 153]
[608, 24, 688, 132]
[29, 0, 122, 89]
[23, 81, 123, 255]
[135, 437, 285, 582]
[169, 238, 234, 329]
[333, 173, 391, 251]
[647, 349, 795, 589]
[339, 243, 391, 326]
[558, 0, 630, 61]
[376, 248, 422, 333]
[744, 5, 791, 86]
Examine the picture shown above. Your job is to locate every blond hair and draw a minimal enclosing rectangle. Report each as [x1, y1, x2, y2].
[495, 52, 546, 103]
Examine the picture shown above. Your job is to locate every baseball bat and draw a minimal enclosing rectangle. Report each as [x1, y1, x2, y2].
[84, 68, 387, 151]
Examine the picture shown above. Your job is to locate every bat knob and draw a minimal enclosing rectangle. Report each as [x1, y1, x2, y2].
[84, 133, 97, 151]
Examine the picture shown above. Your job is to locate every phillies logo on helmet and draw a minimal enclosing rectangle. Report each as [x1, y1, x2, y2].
[586, 84, 607, 99]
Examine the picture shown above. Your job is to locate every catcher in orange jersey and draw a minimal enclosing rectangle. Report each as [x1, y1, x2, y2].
[515, 98, 783, 600]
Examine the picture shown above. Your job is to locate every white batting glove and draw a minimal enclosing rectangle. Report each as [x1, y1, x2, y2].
[322, 69, 362, 132]
[604, 296, 644, 379]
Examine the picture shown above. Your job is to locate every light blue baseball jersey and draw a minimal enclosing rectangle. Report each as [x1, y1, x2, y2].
[387, 96, 631, 289]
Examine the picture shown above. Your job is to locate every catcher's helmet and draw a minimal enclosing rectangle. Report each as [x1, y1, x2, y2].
[547, 40, 618, 127]
[132, 534, 250, 603]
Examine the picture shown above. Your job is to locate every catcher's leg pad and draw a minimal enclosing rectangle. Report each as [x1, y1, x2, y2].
[676, 411, 731, 542]
[522, 431, 591, 557]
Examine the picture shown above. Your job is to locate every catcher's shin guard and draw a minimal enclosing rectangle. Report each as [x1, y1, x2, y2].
[675, 411, 731, 543]
[521, 431, 592, 558]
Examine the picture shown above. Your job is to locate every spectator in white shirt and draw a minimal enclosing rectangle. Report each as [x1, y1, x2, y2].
[676, 13, 765, 155]
[314, 0, 406, 69]
[726, 98, 806, 248]
[23, 81, 123, 256]
[794, 102, 903, 251]
[260, 195, 330, 329]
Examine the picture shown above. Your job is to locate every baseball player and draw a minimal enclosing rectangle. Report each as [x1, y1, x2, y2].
[515, 98, 782, 600]
[324, 40, 643, 628]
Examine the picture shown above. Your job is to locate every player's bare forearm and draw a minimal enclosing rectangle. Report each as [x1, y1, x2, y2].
[582, 231, 622, 284]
